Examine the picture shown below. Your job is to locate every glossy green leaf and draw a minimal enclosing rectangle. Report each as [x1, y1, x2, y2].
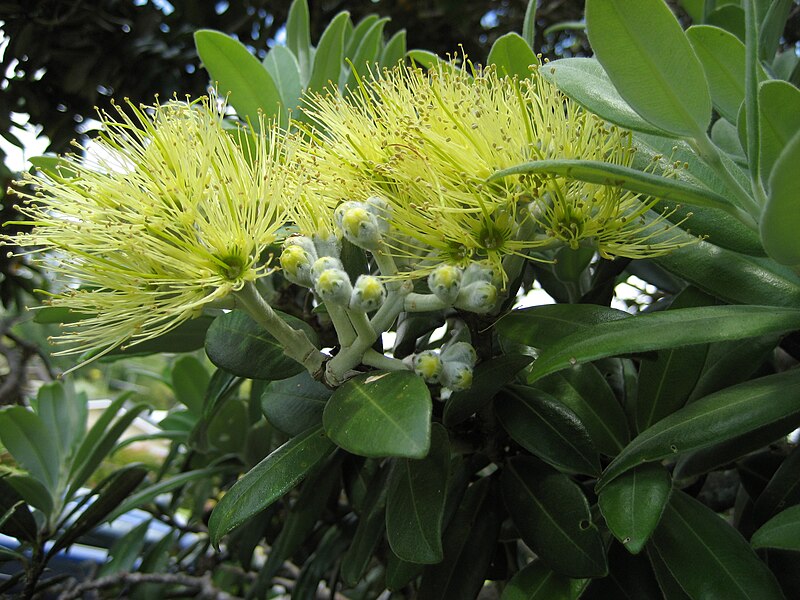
[286, 0, 311, 84]
[501, 560, 571, 600]
[307, 11, 349, 94]
[261, 371, 329, 436]
[635, 287, 712, 432]
[751, 504, 800, 551]
[345, 14, 378, 59]
[761, 129, 800, 265]
[341, 466, 388, 585]
[0, 477, 37, 543]
[171, 356, 209, 416]
[344, 18, 388, 91]
[34, 381, 86, 466]
[586, 0, 711, 138]
[209, 426, 334, 545]
[522, 0, 537, 49]
[417, 478, 500, 600]
[323, 371, 431, 459]
[649, 490, 784, 599]
[540, 58, 675, 136]
[0, 406, 60, 492]
[587, 542, 663, 599]
[758, 80, 800, 188]
[52, 466, 148, 554]
[687, 25, 753, 123]
[194, 30, 283, 126]
[600, 368, 800, 488]
[205, 310, 314, 380]
[753, 444, 800, 526]
[107, 316, 213, 356]
[386, 425, 449, 564]
[647, 546, 692, 600]
[386, 551, 425, 592]
[708, 5, 746, 40]
[292, 526, 350, 599]
[533, 363, 630, 457]
[496, 386, 600, 476]
[381, 29, 407, 68]
[263, 45, 302, 111]
[98, 520, 150, 577]
[443, 354, 533, 426]
[598, 464, 672, 554]
[491, 159, 737, 215]
[529, 305, 800, 383]
[503, 457, 607, 578]
[498, 304, 629, 350]
[487, 33, 536, 79]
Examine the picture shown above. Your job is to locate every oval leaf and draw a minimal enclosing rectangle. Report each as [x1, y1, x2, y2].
[501, 561, 571, 600]
[487, 33, 536, 80]
[385, 425, 450, 564]
[495, 386, 601, 476]
[0, 406, 61, 493]
[209, 426, 334, 545]
[758, 80, 800, 188]
[323, 371, 431, 458]
[598, 464, 672, 554]
[502, 457, 608, 578]
[586, 0, 712, 138]
[263, 45, 303, 111]
[761, 128, 800, 265]
[261, 371, 330, 436]
[528, 305, 800, 383]
[751, 504, 800, 551]
[600, 368, 800, 488]
[307, 11, 350, 94]
[649, 490, 784, 599]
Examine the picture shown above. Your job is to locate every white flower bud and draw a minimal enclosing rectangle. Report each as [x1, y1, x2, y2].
[350, 274, 386, 312]
[314, 268, 353, 305]
[427, 264, 463, 304]
[365, 196, 391, 234]
[413, 350, 443, 383]
[335, 201, 382, 250]
[311, 256, 345, 284]
[441, 361, 473, 391]
[455, 281, 498, 313]
[280, 237, 317, 287]
[461, 262, 496, 286]
[440, 341, 477, 367]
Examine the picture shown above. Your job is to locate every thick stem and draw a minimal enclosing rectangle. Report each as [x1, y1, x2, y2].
[326, 304, 356, 347]
[234, 282, 325, 377]
[404, 293, 448, 312]
[362, 349, 410, 371]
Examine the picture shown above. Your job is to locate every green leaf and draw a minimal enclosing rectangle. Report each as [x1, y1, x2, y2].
[344, 18, 388, 91]
[502, 457, 607, 578]
[381, 29, 407, 68]
[501, 561, 572, 600]
[443, 354, 532, 426]
[194, 30, 283, 127]
[686, 25, 755, 123]
[323, 371, 432, 459]
[417, 477, 500, 600]
[497, 304, 629, 350]
[600, 368, 800, 488]
[761, 128, 800, 265]
[598, 464, 672, 554]
[540, 58, 675, 137]
[340, 465, 389, 585]
[286, 0, 312, 85]
[522, 0, 537, 49]
[209, 426, 334, 545]
[647, 546, 692, 600]
[758, 0, 793, 61]
[487, 33, 536, 79]
[263, 45, 303, 112]
[751, 504, 800, 551]
[35, 381, 86, 467]
[307, 11, 350, 95]
[495, 386, 601, 476]
[261, 371, 329, 436]
[490, 159, 737, 215]
[649, 490, 784, 599]
[98, 519, 150, 576]
[758, 80, 800, 189]
[385, 425, 449, 564]
[0, 406, 60, 492]
[528, 305, 800, 384]
[708, 5, 746, 41]
[586, 0, 711, 138]
[171, 356, 209, 416]
[5, 474, 52, 516]
[106, 316, 213, 357]
[205, 309, 314, 380]
[532, 363, 630, 457]
[0, 477, 37, 543]
[345, 15, 378, 58]
[29, 155, 77, 179]
[752, 444, 800, 526]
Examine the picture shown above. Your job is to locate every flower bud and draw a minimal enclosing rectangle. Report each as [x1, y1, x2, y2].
[314, 268, 353, 305]
[441, 361, 473, 391]
[335, 201, 382, 250]
[461, 262, 495, 286]
[365, 196, 391, 234]
[280, 240, 315, 287]
[350, 274, 386, 312]
[455, 281, 498, 313]
[413, 350, 443, 383]
[440, 341, 477, 367]
[427, 264, 462, 305]
[311, 256, 345, 284]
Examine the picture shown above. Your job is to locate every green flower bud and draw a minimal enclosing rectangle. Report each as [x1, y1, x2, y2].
[365, 196, 391, 234]
[413, 350, 443, 383]
[455, 281, 498, 313]
[427, 264, 463, 304]
[335, 201, 382, 250]
[441, 361, 473, 391]
[311, 256, 345, 284]
[440, 341, 477, 367]
[350, 274, 387, 312]
[315, 268, 353, 305]
[461, 262, 496, 286]
[280, 244, 314, 287]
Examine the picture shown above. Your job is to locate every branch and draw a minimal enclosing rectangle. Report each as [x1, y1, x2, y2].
[57, 572, 239, 600]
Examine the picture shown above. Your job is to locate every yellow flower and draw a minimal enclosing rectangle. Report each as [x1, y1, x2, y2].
[3, 96, 300, 360]
[302, 59, 692, 279]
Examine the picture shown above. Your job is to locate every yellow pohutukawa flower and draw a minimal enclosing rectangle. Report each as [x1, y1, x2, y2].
[3, 96, 301, 360]
[302, 59, 693, 279]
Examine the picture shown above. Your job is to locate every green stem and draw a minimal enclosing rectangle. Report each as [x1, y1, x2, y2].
[346, 308, 375, 341]
[327, 304, 356, 347]
[234, 281, 325, 377]
[362, 349, 410, 371]
[404, 293, 448, 312]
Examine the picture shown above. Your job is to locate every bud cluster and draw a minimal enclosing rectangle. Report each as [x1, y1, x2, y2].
[412, 341, 478, 392]
[427, 262, 499, 314]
